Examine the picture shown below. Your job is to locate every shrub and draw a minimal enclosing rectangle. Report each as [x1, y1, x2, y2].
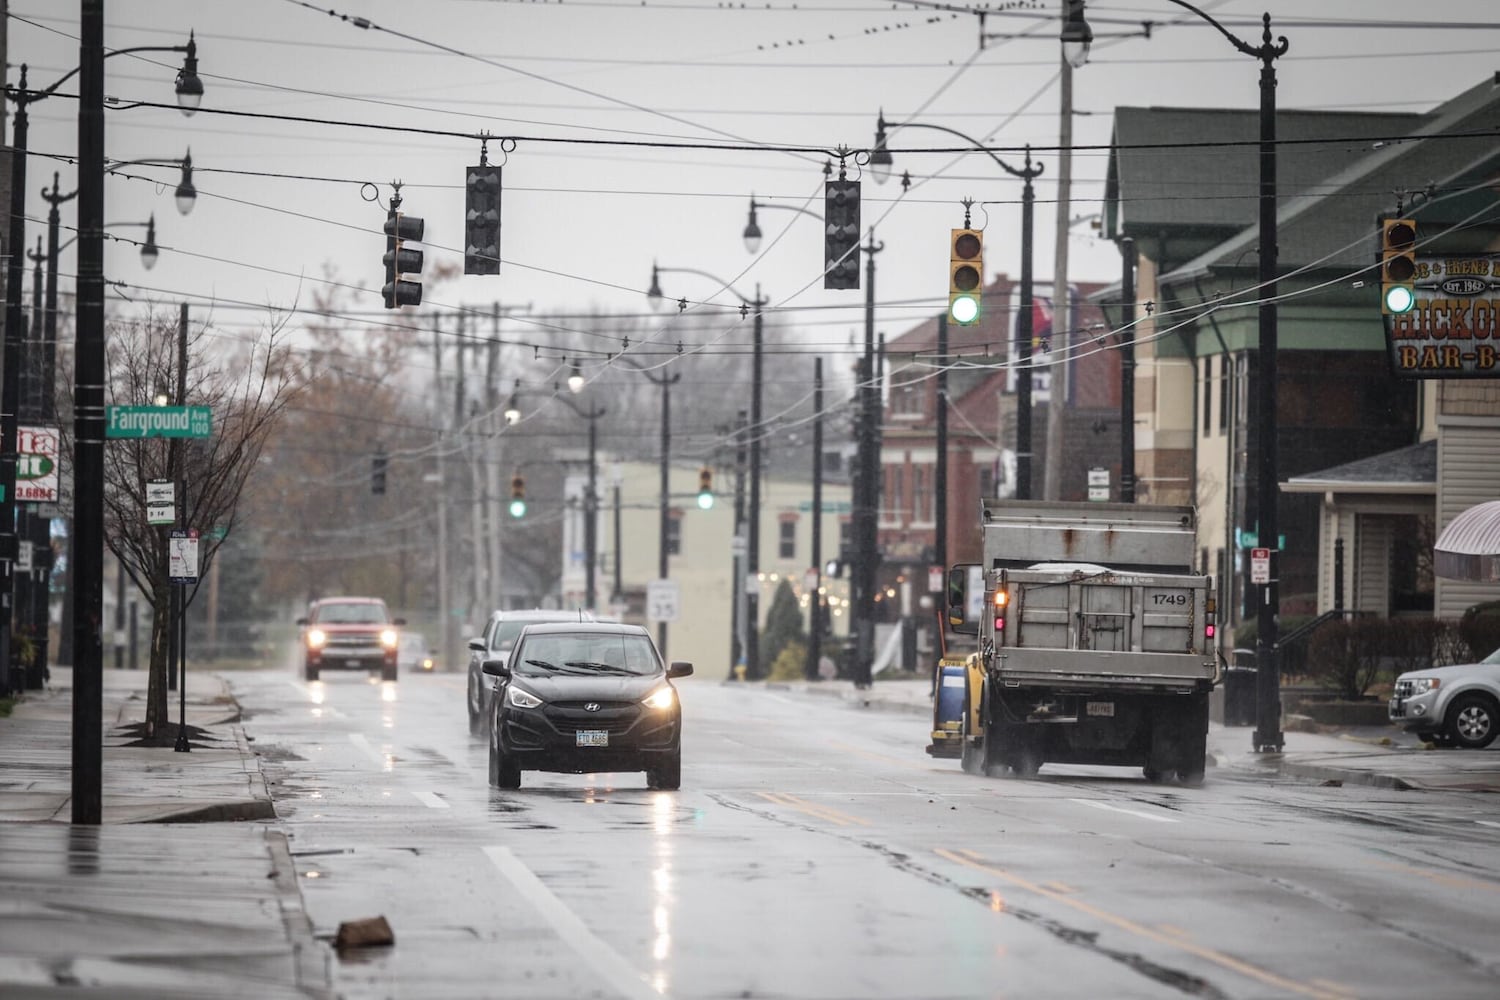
[1459, 601, 1500, 660]
[767, 639, 808, 681]
[1307, 619, 1381, 700]
[759, 580, 805, 676]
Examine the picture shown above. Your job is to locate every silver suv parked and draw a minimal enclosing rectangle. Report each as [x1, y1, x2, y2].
[467, 609, 595, 733]
[1389, 646, 1500, 749]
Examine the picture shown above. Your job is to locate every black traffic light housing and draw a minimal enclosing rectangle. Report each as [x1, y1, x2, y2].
[824, 175, 861, 290]
[509, 471, 526, 518]
[371, 446, 388, 495]
[697, 465, 714, 509]
[949, 228, 983, 325]
[1380, 218, 1417, 315]
[464, 163, 502, 275]
[382, 187, 425, 309]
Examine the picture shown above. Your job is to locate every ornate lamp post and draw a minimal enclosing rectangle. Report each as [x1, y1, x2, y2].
[648, 264, 767, 678]
[552, 387, 607, 612]
[1071, 1, 1286, 753]
[870, 114, 1044, 501]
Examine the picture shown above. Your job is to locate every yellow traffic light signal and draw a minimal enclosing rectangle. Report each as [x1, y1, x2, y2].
[1381, 218, 1417, 315]
[949, 228, 982, 325]
[697, 466, 714, 510]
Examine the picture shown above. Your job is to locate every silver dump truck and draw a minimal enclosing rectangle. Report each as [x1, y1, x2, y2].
[946, 499, 1220, 784]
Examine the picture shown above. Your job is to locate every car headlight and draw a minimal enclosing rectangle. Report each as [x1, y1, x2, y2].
[306, 628, 326, 650]
[507, 685, 543, 709]
[421, 656, 435, 670]
[380, 628, 400, 650]
[642, 687, 676, 710]
[1407, 677, 1440, 695]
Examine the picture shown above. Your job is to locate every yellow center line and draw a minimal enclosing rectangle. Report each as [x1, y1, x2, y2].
[757, 791, 871, 827]
[935, 847, 1349, 1000]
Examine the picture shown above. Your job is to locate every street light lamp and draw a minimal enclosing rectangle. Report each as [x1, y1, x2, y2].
[1070, 1, 1286, 753]
[741, 196, 822, 255]
[106, 150, 197, 216]
[647, 263, 767, 679]
[871, 113, 1044, 500]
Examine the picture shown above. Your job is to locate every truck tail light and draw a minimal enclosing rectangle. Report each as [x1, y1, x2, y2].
[993, 588, 1009, 632]
[1204, 594, 1216, 639]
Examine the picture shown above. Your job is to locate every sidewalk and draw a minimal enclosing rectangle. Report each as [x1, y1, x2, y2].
[0, 666, 328, 998]
[765, 676, 1500, 792]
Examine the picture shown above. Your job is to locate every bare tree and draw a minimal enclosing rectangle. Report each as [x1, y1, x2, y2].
[62, 304, 302, 742]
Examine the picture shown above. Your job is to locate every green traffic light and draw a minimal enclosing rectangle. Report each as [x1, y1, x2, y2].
[1384, 284, 1415, 314]
[508, 498, 526, 518]
[696, 490, 714, 511]
[950, 294, 979, 325]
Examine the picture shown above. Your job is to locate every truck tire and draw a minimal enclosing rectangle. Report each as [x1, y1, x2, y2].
[381, 660, 398, 683]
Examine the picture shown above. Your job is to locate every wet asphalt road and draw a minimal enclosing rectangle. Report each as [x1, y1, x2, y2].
[228, 668, 1500, 1000]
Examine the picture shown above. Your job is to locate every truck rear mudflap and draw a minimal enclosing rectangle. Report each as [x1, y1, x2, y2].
[994, 648, 1215, 691]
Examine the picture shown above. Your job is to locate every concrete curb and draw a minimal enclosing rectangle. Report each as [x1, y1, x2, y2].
[1272, 759, 1417, 791]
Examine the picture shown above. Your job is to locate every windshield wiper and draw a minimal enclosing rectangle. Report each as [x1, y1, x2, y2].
[563, 660, 635, 674]
[523, 659, 557, 670]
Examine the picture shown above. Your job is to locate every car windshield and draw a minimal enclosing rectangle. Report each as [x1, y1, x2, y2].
[491, 621, 535, 653]
[514, 633, 661, 677]
[314, 603, 387, 624]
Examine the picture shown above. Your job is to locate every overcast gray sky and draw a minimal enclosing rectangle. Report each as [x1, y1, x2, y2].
[10, 0, 1500, 388]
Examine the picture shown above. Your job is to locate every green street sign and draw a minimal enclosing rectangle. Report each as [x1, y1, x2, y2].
[106, 405, 212, 439]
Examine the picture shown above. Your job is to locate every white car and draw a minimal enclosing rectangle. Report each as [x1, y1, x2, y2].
[1388, 647, 1500, 749]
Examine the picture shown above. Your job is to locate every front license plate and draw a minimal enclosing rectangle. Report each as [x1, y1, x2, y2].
[576, 730, 609, 748]
[345, 659, 363, 669]
[1086, 701, 1115, 718]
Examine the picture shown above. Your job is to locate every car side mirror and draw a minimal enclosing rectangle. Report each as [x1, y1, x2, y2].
[392, 617, 407, 627]
[468, 638, 485, 651]
[481, 659, 511, 678]
[295, 617, 308, 627]
[668, 661, 694, 678]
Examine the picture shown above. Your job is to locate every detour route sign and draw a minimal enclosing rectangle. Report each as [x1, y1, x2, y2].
[1385, 254, 1500, 379]
[106, 405, 212, 439]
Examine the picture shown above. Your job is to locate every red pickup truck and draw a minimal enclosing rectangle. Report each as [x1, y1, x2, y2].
[297, 597, 405, 682]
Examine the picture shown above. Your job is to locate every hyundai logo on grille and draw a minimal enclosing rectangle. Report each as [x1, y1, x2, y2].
[584, 702, 601, 712]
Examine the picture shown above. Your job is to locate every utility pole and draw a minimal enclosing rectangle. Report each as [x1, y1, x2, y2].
[805, 357, 824, 681]
[1043, 45, 1076, 502]
[729, 410, 747, 678]
[851, 231, 884, 688]
[935, 312, 948, 660]
[1120, 237, 1136, 503]
[745, 288, 764, 678]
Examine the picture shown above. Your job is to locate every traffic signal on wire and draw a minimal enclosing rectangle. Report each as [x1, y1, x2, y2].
[509, 472, 526, 518]
[1380, 218, 1417, 315]
[464, 164, 501, 275]
[382, 206, 425, 309]
[697, 466, 714, 510]
[371, 447, 388, 495]
[824, 177, 861, 290]
[949, 228, 983, 325]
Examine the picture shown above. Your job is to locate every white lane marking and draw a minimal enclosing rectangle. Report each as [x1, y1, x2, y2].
[349, 733, 386, 766]
[1068, 798, 1179, 824]
[413, 791, 449, 809]
[484, 846, 662, 1000]
[1478, 820, 1500, 830]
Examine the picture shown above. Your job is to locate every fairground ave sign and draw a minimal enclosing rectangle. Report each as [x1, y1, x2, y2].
[1385, 254, 1500, 379]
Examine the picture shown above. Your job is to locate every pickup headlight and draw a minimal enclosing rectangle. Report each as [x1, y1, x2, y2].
[642, 687, 676, 710]
[306, 628, 327, 650]
[507, 685, 543, 709]
[1407, 677, 1440, 696]
[380, 628, 400, 650]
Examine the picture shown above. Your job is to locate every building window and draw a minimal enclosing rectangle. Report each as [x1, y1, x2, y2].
[1219, 355, 1230, 434]
[883, 466, 903, 524]
[912, 465, 930, 522]
[779, 520, 796, 560]
[1202, 355, 1213, 435]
